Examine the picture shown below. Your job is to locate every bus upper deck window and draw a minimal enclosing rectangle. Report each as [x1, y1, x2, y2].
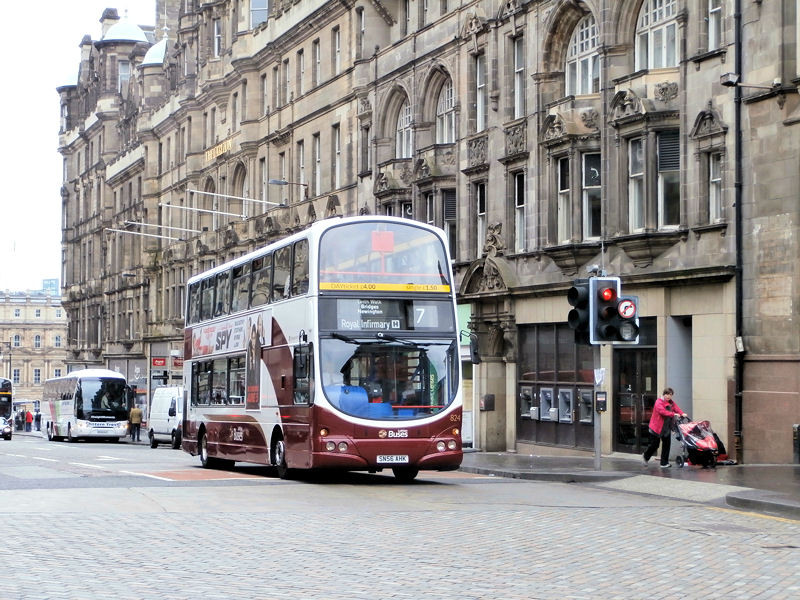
[231, 264, 251, 312]
[251, 256, 272, 307]
[292, 240, 309, 296]
[215, 271, 231, 317]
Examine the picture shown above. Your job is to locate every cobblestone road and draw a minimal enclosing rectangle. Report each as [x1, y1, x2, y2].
[2, 439, 798, 599]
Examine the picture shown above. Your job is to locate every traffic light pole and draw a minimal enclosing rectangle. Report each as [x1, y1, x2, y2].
[593, 344, 601, 470]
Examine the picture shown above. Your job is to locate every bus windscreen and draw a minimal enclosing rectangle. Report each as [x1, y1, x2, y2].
[318, 221, 451, 293]
[77, 378, 129, 421]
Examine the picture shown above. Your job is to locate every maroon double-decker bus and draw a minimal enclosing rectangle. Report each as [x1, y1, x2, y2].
[181, 216, 466, 481]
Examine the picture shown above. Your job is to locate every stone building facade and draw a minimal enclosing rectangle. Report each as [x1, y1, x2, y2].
[57, 1, 799, 463]
[0, 289, 69, 409]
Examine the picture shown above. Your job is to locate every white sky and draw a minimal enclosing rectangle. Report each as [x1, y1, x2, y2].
[0, 2, 155, 292]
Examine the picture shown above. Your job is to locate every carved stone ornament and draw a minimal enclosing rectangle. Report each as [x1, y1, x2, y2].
[375, 172, 390, 192]
[358, 97, 372, 114]
[415, 158, 431, 179]
[610, 90, 644, 121]
[655, 81, 679, 103]
[224, 228, 239, 247]
[483, 222, 505, 258]
[487, 323, 505, 356]
[501, 0, 520, 18]
[580, 108, 599, 130]
[399, 163, 413, 185]
[505, 122, 526, 155]
[544, 115, 565, 140]
[325, 194, 340, 218]
[464, 12, 486, 37]
[468, 135, 488, 167]
[306, 202, 317, 224]
[479, 260, 504, 292]
[690, 104, 728, 140]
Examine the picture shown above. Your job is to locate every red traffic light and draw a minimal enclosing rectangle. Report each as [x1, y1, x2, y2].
[599, 287, 616, 302]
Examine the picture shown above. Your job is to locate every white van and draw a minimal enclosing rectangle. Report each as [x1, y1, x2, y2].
[148, 386, 184, 449]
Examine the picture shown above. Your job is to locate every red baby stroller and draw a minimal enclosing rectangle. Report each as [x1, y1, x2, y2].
[673, 416, 719, 468]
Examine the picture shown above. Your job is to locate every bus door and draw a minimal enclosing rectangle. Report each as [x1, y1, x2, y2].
[264, 340, 313, 469]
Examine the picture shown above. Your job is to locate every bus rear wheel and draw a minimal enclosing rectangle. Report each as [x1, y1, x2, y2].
[47, 423, 54, 441]
[67, 425, 75, 443]
[149, 430, 158, 448]
[392, 467, 419, 483]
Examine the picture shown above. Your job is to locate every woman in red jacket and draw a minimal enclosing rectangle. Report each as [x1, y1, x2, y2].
[643, 388, 687, 468]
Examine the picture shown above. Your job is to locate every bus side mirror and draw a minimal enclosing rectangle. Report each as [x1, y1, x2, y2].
[470, 336, 481, 364]
[460, 330, 481, 364]
[294, 350, 308, 379]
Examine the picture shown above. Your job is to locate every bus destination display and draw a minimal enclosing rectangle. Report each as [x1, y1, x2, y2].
[321, 298, 454, 332]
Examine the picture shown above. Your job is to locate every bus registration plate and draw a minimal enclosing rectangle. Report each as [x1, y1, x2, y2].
[377, 455, 409, 464]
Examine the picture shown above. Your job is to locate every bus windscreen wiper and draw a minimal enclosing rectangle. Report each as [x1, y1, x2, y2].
[375, 332, 420, 346]
[330, 332, 361, 344]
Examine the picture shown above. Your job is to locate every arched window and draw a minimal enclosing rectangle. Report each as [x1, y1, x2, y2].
[12, 334, 20, 348]
[635, 0, 679, 70]
[197, 178, 215, 232]
[231, 163, 247, 216]
[566, 14, 599, 95]
[395, 99, 414, 158]
[436, 80, 455, 144]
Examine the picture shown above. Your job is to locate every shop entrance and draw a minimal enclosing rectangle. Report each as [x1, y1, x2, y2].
[614, 348, 657, 453]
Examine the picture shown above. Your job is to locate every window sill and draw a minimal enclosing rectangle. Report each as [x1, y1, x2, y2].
[691, 221, 728, 238]
[690, 48, 727, 65]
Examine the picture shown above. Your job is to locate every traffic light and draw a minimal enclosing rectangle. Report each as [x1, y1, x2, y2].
[567, 279, 591, 345]
[589, 276, 640, 344]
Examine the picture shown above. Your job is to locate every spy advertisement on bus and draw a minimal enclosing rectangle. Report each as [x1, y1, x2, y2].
[189, 311, 272, 360]
[245, 313, 269, 411]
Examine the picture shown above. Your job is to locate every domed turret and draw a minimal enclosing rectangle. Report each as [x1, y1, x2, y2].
[102, 19, 149, 43]
[142, 38, 167, 66]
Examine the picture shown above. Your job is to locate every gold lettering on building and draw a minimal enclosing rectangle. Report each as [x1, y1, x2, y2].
[205, 138, 232, 162]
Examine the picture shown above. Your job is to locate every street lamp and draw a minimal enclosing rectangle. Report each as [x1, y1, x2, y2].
[268, 178, 309, 201]
[0, 340, 11, 380]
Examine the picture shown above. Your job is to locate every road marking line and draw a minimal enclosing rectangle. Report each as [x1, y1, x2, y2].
[119, 470, 174, 481]
[31, 457, 58, 462]
[69, 462, 105, 469]
[707, 505, 798, 523]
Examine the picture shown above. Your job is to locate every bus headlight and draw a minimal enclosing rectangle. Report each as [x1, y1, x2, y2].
[325, 441, 336, 452]
[447, 440, 457, 450]
[436, 441, 446, 452]
[337, 442, 348, 452]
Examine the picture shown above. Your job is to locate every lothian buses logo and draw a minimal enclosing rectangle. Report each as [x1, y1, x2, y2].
[378, 430, 408, 439]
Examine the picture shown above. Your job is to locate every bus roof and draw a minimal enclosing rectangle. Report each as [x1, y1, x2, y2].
[185, 215, 446, 286]
[45, 369, 127, 383]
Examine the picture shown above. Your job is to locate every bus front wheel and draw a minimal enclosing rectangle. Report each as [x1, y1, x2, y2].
[273, 438, 292, 480]
[67, 425, 75, 443]
[199, 430, 232, 470]
[47, 423, 54, 441]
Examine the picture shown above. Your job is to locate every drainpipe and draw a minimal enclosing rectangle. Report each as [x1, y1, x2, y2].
[733, 0, 744, 464]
